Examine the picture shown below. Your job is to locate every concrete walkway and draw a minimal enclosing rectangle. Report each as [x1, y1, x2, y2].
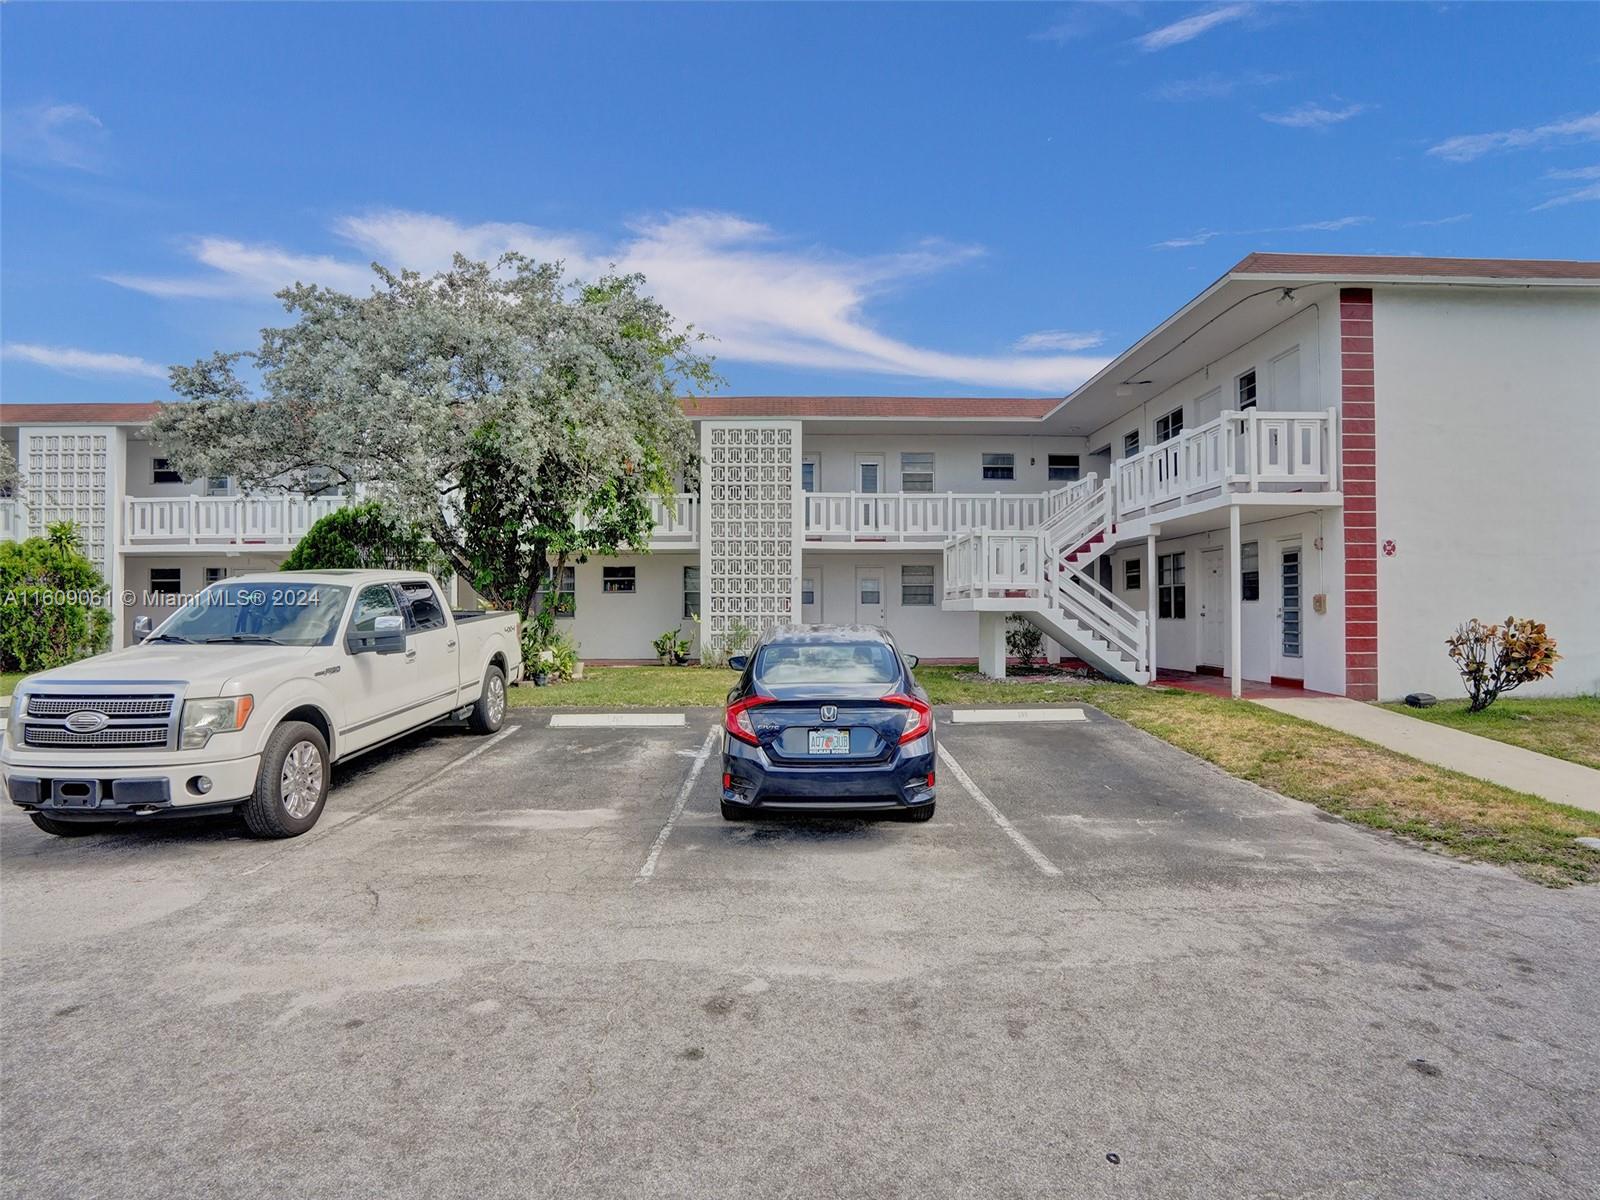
[1254, 695, 1600, 815]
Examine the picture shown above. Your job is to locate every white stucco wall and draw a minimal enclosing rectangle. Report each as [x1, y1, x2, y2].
[1087, 304, 1333, 458]
[1373, 286, 1600, 699]
[800, 433, 1088, 494]
[551, 552, 700, 661]
[802, 550, 979, 657]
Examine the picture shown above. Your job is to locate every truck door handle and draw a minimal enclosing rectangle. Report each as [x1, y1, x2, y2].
[446, 640, 456, 649]
[405, 650, 417, 660]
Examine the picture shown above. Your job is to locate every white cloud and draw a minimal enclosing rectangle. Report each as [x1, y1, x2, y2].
[3, 343, 166, 379]
[1137, 4, 1252, 52]
[1153, 215, 1370, 250]
[105, 209, 1109, 392]
[1, 102, 109, 171]
[1262, 102, 1369, 130]
[1405, 213, 1472, 228]
[1012, 330, 1106, 352]
[1151, 71, 1283, 102]
[1533, 182, 1600, 211]
[1427, 111, 1600, 163]
[1546, 164, 1600, 180]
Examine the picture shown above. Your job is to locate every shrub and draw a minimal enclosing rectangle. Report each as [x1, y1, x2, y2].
[652, 628, 691, 662]
[0, 523, 113, 672]
[1006, 616, 1045, 672]
[282, 502, 451, 579]
[524, 623, 579, 683]
[701, 620, 756, 669]
[1446, 616, 1561, 712]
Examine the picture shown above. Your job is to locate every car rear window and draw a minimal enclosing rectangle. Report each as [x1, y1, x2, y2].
[754, 641, 900, 686]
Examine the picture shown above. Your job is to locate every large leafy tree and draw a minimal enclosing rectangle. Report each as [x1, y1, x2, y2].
[151, 255, 712, 634]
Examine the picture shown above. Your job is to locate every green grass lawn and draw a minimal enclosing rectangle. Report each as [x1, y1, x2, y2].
[512, 664, 1600, 886]
[1, 672, 26, 698]
[1378, 695, 1600, 771]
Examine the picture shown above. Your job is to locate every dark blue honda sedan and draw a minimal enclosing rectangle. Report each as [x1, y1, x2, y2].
[720, 625, 936, 821]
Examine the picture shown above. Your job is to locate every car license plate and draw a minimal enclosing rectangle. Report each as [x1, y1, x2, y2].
[808, 729, 851, 755]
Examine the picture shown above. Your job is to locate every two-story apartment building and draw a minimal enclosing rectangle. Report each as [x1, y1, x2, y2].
[5, 253, 1597, 699]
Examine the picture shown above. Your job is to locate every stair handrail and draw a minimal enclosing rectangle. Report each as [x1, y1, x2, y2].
[1051, 569, 1147, 666]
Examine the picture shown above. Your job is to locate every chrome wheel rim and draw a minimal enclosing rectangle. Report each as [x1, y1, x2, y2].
[486, 674, 506, 725]
[280, 741, 324, 819]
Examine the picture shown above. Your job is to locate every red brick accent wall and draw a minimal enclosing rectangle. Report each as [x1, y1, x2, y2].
[1340, 288, 1377, 700]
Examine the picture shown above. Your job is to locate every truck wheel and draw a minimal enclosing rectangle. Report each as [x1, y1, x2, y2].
[29, 813, 114, 837]
[241, 721, 330, 839]
[468, 665, 507, 734]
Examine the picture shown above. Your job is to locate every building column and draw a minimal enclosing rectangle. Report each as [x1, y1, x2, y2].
[1340, 287, 1378, 700]
[978, 610, 1007, 679]
[1145, 531, 1158, 681]
[1228, 505, 1242, 699]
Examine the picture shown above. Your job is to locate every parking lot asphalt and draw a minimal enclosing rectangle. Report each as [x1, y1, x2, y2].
[4, 704, 1598, 1200]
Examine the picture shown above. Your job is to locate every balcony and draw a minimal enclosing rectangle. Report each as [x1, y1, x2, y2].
[1112, 408, 1339, 523]
[123, 495, 350, 548]
[803, 482, 1091, 546]
[1, 497, 21, 542]
[645, 494, 699, 547]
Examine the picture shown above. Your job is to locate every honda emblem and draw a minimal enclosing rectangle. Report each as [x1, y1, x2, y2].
[820, 705, 838, 723]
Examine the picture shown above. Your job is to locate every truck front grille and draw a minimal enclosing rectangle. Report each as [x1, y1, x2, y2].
[17, 690, 181, 752]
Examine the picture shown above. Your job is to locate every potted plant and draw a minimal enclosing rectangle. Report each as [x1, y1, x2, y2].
[653, 629, 679, 666]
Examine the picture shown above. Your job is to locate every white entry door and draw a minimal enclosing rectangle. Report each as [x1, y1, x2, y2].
[1199, 547, 1225, 669]
[855, 566, 886, 627]
[801, 574, 821, 624]
[1274, 540, 1304, 680]
[855, 455, 884, 534]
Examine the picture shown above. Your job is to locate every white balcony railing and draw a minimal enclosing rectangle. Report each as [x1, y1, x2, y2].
[0, 497, 22, 543]
[123, 495, 351, 547]
[647, 494, 699, 546]
[805, 482, 1089, 545]
[1112, 408, 1338, 522]
[942, 530, 1048, 601]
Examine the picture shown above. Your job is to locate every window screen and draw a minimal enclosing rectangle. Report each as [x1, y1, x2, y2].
[901, 564, 935, 606]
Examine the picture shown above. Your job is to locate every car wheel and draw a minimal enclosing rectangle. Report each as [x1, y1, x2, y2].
[241, 720, 330, 839]
[720, 799, 750, 822]
[29, 813, 114, 837]
[901, 803, 936, 823]
[469, 665, 507, 734]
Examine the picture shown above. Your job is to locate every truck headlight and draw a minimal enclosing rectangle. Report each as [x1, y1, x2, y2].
[180, 696, 254, 750]
[6, 693, 26, 748]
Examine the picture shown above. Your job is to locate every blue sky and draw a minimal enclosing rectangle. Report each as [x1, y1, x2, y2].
[3, 2, 1597, 404]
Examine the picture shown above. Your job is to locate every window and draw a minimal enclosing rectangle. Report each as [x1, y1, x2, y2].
[801, 456, 818, 494]
[683, 566, 700, 620]
[1237, 369, 1258, 411]
[602, 566, 636, 594]
[151, 457, 183, 485]
[539, 566, 576, 618]
[981, 452, 1014, 481]
[204, 567, 228, 588]
[400, 581, 448, 631]
[1047, 454, 1080, 482]
[1124, 558, 1141, 591]
[1157, 552, 1186, 620]
[1123, 430, 1141, 458]
[351, 584, 401, 633]
[801, 576, 816, 607]
[1240, 542, 1260, 602]
[204, 476, 231, 496]
[150, 567, 182, 596]
[901, 564, 935, 606]
[1154, 408, 1184, 444]
[900, 452, 934, 493]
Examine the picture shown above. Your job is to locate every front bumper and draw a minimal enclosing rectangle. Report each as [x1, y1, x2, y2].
[722, 732, 936, 813]
[2, 752, 262, 819]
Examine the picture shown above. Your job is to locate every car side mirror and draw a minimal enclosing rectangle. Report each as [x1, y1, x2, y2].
[349, 613, 408, 655]
[903, 654, 920, 670]
[133, 615, 154, 641]
[726, 655, 748, 671]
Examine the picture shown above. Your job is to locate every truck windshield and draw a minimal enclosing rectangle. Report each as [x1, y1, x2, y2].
[152, 582, 352, 647]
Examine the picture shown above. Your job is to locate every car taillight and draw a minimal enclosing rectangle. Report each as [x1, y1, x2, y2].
[725, 695, 773, 745]
[883, 694, 932, 744]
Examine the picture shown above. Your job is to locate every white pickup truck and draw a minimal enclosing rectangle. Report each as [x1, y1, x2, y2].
[2, 570, 521, 839]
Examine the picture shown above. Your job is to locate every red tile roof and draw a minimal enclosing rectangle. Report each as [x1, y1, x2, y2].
[1231, 253, 1600, 281]
[681, 395, 1060, 419]
[1, 402, 163, 426]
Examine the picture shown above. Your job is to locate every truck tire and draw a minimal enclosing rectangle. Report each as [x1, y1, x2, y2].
[29, 813, 114, 837]
[468, 665, 507, 734]
[241, 721, 330, 838]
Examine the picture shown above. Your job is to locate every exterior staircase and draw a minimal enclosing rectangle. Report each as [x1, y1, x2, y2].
[942, 474, 1152, 685]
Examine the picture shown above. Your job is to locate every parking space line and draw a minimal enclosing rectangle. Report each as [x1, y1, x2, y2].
[239, 725, 522, 875]
[637, 726, 719, 881]
[549, 713, 686, 728]
[936, 743, 1062, 878]
[950, 708, 1087, 724]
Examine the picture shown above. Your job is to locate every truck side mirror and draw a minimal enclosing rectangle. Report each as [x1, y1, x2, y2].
[348, 613, 408, 655]
[133, 615, 154, 641]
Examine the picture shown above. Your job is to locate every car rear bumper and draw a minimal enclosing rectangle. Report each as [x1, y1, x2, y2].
[722, 733, 936, 812]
